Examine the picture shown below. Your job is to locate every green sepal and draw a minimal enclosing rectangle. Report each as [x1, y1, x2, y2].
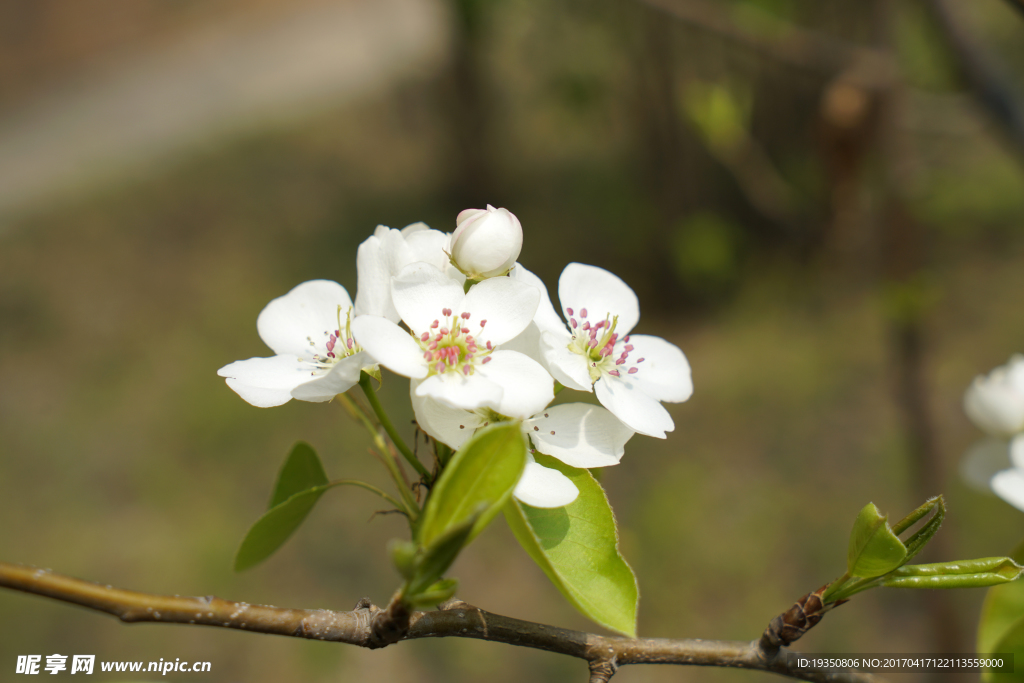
[417, 422, 527, 547]
[847, 502, 908, 578]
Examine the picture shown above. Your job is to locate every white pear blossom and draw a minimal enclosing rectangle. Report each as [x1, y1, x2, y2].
[531, 263, 693, 438]
[412, 387, 634, 507]
[449, 205, 523, 279]
[350, 262, 546, 412]
[355, 222, 463, 323]
[986, 436, 1024, 512]
[217, 280, 373, 407]
[964, 355, 1024, 437]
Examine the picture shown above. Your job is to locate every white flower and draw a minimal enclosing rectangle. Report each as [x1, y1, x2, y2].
[355, 222, 463, 323]
[964, 355, 1024, 437]
[449, 205, 523, 279]
[217, 280, 373, 407]
[350, 262, 545, 412]
[987, 436, 1024, 511]
[533, 263, 693, 438]
[412, 391, 634, 507]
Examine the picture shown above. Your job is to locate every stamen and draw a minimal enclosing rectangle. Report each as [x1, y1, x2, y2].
[628, 367, 638, 374]
[567, 308, 574, 316]
[431, 320, 439, 329]
[461, 312, 471, 319]
[482, 357, 492, 364]
[637, 358, 645, 363]
[608, 370, 620, 376]
[580, 308, 588, 318]
[420, 332, 430, 342]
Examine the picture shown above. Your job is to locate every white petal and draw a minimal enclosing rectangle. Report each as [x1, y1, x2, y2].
[964, 374, 1024, 437]
[405, 228, 458, 275]
[510, 263, 566, 336]
[354, 232, 403, 321]
[415, 371, 503, 411]
[595, 375, 674, 438]
[514, 456, 579, 508]
[350, 315, 427, 379]
[459, 276, 540, 346]
[401, 221, 430, 236]
[991, 468, 1024, 513]
[524, 403, 634, 468]
[558, 263, 640, 337]
[501, 322, 552, 369]
[257, 280, 353, 357]
[540, 330, 592, 392]
[1012, 434, 1024, 470]
[217, 354, 310, 407]
[392, 262, 465, 334]
[410, 381, 482, 449]
[960, 438, 1014, 491]
[475, 350, 554, 419]
[622, 335, 693, 403]
[290, 352, 367, 402]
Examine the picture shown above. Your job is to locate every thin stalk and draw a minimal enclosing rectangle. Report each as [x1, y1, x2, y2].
[359, 373, 430, 479]
[327, 479, 407, 514]
[337, 394, 420, 521]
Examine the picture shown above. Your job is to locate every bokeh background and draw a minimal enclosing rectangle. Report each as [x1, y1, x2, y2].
[2, 0, 1024, 681]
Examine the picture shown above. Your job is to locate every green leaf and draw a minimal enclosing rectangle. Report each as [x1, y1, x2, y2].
[979, 541, 1024, 682]
[269, 442, 328, 509]
[503, 454, 638, 637]
[884, 557, 1022, 589]
[236, 479, 396, 572]
[900, 496, 945, 564]
[847, 502, 908, 578]
[417, 422, 527, 547]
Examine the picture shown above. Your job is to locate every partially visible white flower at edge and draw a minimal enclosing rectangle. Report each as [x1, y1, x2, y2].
[350, 261, 548, 412]
[449, 205, 523, 280]
[960, 355, 1024, 512]
[526, 263, 693, 439]
[217, 280, 373, 407]
[964, 355, 1024, 437]
[412, 387, 634, 508]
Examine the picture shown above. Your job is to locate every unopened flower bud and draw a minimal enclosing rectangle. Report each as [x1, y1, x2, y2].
[449, 205, 523, 279]
[964, 355, 1024, 437]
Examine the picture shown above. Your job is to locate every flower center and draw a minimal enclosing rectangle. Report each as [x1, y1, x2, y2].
[565, 307, 645, 383]
[304, 306, 361, 376]
[417, 307, 493, 377]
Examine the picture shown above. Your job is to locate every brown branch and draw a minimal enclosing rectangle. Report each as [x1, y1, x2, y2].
[0, 561, 882, 683]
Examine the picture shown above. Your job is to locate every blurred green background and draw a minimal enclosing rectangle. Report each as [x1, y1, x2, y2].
[2, 0, 1024, 681]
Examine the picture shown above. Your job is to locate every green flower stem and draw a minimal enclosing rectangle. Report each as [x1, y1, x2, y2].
[359, 373, 431, 480]
[337, 394, 420, 521]
[329, 479, 408, 514]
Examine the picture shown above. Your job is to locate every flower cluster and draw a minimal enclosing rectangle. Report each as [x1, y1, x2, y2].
[219, 207, 693, 507]
[961, 355, 1024, 510]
